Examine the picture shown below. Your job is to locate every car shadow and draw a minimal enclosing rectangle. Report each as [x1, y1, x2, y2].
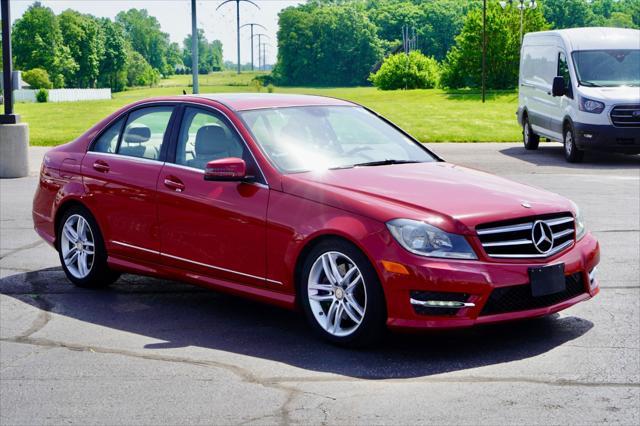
[499, 145, 640, 169]
[1, 267, 594, 380]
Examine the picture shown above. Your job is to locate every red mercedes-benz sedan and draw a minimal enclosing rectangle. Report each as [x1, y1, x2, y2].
[33, 94, 600, 346]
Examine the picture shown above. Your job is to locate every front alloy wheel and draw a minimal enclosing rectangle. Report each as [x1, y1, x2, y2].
[300, 239, 386, 347]
[307, 251, 367, 337]
[564, 125, 584, 163]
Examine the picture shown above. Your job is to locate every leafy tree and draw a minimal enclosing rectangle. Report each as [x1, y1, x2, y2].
[126, 50, 159, 87]
[22, 68, 53, 89]
[12, 2, 76, 87]
[58, 10, 104, 88]
[540, 0, 597, 28]
[116, 9, 171, 75]
[98, 18, 128, 92]
[370, 51, 440, 90]
[606, 11, 636, 27]
[274, 2, 383, 86]
[441, 2, 548, 89]
[182, 30, 223, 74]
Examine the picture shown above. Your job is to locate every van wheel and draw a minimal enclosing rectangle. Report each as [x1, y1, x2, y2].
[523, 116, 539, 150]
[57, 206, 120, 288]
[563, 124, 584, 163]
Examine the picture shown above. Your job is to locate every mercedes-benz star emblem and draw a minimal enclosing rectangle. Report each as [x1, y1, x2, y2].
[531, 220, 554, 254]
[632, 110, 640, 119]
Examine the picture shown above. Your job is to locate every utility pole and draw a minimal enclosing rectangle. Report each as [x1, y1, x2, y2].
[241, 23, 266, 71]
[255, 34, 270, 71]
[190, 0, 199, 94]
[217, 0, 259, 74]
[482, 0, 486, 103]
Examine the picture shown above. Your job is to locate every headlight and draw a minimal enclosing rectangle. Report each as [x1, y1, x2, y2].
[386, 219, 477, 260]
[572, 202, 587, 240]
[579, 96, 605, 114]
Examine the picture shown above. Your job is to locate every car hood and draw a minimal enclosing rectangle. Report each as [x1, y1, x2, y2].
[281, 162, 574, 235]
[579, 86, 640, 102]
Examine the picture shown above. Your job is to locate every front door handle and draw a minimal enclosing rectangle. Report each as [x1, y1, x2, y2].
[93, 160, 110, 173]
[163, 176, 185, 192]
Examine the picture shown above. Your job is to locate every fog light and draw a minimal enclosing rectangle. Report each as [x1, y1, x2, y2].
[409, 299, 475, 308]
[583, 133, 593, 139]
[589, 267, 598, 288]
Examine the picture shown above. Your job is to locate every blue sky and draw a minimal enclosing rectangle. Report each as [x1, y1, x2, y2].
[12, 1, 304, 64]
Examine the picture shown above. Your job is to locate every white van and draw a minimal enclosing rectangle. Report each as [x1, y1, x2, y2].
[518, 27, 640, 162]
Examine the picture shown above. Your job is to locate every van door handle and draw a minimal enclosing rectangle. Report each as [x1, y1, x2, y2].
[163, 176, 185, 192]
[93, 160, 110, 173]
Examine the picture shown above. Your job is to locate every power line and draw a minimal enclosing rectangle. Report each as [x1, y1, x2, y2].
[216, 0, 259, 74]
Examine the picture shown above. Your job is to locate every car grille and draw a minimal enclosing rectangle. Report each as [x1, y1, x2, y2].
[476, 213, 575, 259]
[610, 104, 640, 128]
[480, 273, 585, 316]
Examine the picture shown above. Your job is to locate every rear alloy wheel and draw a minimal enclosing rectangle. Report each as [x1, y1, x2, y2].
[523, 116, 540, 150]
[300, 240, 386, 347]
[58, 207, 119, 288]
[563, 124, 584, 163]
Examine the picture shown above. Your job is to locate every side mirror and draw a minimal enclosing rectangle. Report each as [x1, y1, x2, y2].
[204, 157, 250, 182]
[552, 76, 565, 97]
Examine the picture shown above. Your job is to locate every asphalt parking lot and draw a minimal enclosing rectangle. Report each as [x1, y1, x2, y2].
[1, 143, 638, 425]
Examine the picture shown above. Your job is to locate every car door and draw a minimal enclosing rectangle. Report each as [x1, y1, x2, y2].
[82, 104, 176, 263]
[156, 105, 270, 287]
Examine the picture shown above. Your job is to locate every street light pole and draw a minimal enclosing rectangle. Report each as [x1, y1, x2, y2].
[217, 0, 260, 74]
[190, 0, 199, 94]
[482, 0, 486, 103]
[1, 0, 18, 123]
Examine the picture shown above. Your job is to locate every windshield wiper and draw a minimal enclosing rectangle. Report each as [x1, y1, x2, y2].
[579, 80, 602, 87]
[353, 159, 421, 167]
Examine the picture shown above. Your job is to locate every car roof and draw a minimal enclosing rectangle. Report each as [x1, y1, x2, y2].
[524, 27, 640, 51]
[183, 93, 357, 111]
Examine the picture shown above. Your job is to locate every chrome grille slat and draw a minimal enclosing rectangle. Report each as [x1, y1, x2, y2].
[476, 214, 575, 259]
[610, 104, 640, 128]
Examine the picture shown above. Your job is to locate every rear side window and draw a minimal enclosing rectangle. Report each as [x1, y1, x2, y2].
[93, 118, 124, 153]
[118, 106, 174, 160]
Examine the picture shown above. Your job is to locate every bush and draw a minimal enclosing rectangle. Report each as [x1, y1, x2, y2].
[370, 51, 440, 90]
[23, 68, 53, 89]
[266, 84, 275, 94]
[36, 88, 49, 103]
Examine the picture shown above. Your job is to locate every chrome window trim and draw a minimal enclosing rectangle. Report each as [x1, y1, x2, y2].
[111, 240, 282, 285]
[88, 150, 166, 166]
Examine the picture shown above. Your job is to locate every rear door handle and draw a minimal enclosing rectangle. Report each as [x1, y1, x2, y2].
[163, 176, 185, 192]
[93, 160, 110, 173]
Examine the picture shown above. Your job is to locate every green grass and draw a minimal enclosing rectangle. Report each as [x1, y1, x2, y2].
[15, 71, 522, 146]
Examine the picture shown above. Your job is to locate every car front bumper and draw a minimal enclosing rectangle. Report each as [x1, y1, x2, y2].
[574, 122, 640, 154]
[377, 233, 600, 330]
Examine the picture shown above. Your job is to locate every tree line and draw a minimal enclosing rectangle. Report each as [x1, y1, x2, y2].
[5, 2, 223, 92]
[274, 0, 640, 89]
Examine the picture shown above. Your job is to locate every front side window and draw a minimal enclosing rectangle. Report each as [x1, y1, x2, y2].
[558, 52, 573, 98]
[118, 106, 174, 160]
[176, 107, 245, 170]
[572, 50, 640, 87]
[240, 106, 436, 173]
[92, 118, 124, 153]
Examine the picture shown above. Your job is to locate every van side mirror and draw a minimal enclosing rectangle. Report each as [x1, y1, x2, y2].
[204, 157, 250, 182]
[552, 76, 565, 97]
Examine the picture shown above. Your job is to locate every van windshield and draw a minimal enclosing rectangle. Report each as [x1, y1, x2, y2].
[572, 50, 640, 87]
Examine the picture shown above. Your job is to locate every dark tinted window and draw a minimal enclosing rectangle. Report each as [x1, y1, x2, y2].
[93, 118, 124, 153]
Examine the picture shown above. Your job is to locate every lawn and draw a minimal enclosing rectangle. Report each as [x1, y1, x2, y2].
[15, 72, 522, 146]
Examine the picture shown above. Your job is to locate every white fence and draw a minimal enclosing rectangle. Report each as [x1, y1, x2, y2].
[13, 88, 112, 103]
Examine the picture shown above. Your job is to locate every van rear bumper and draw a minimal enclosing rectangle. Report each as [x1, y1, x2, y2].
[574, 122, 640, 154]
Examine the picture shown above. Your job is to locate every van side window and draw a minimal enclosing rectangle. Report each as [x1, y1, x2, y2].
[558, 52, 573, 98]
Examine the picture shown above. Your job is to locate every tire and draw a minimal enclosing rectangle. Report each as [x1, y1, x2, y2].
[57, 206, 120, 288]
[563, 123, 584, 163]
[523, 116, 540, 150]
[299, 239, 386, 348]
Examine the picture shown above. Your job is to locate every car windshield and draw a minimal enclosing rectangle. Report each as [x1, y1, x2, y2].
[572, 50, 640, 87]
[240, 106, 436, 173]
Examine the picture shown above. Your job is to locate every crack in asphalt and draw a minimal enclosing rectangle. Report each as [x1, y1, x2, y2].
[0, 240, 46, 260]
